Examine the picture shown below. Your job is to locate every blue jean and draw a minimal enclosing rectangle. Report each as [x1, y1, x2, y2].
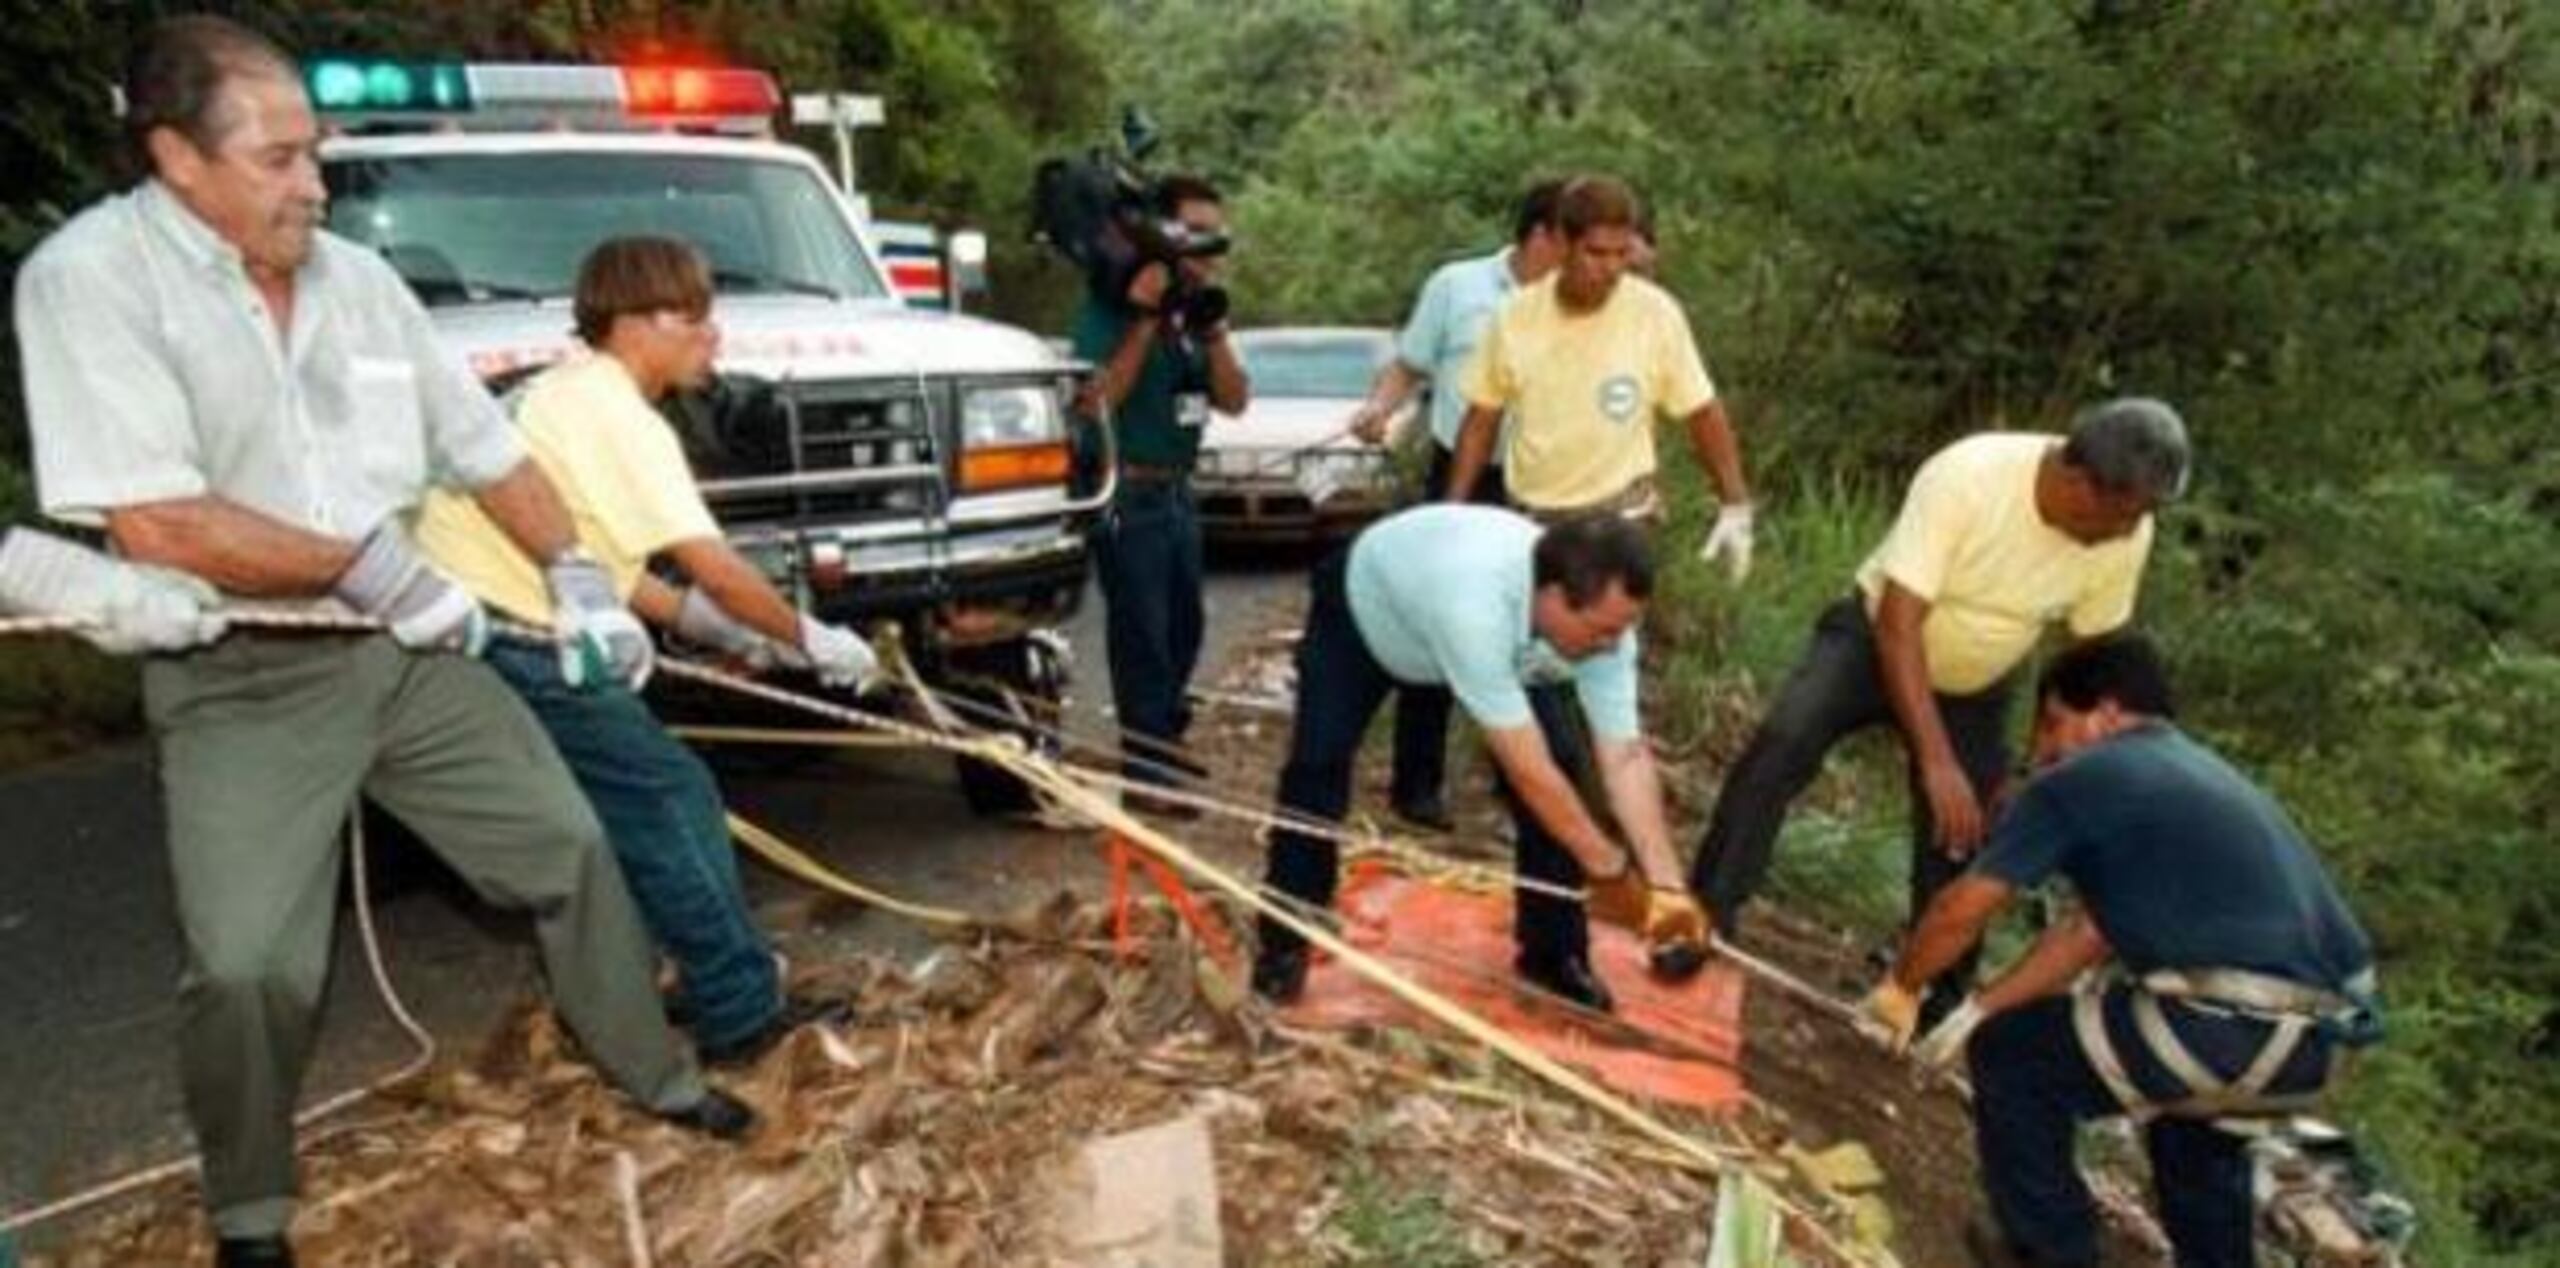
[1387, 444, 1509, 808]
[483, 641, 779, 1051]
[1688, 595, 2012, 1021]
[1093, 476, 1206, 786]
[1260, 553, 1589, 965]
[1969, 989, 2338, 1266]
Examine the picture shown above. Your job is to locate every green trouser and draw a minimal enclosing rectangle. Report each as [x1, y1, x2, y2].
[143, 634, 705, 1239]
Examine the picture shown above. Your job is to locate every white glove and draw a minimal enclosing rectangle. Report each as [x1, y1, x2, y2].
[0, 528, 228, 654]
[333, 522, 489, 655]
[797, 615, 881, 693]
[672, 586, 776, 669]
[1698, 503, 1755, 582]
[546, 551, 652, 691]
[1911, 995, 1988, 1070]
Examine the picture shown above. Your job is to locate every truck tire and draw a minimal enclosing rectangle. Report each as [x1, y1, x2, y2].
[944, 633, 1069, 818]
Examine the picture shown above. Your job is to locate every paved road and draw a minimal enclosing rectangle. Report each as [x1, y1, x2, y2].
[0, 556, 1308, 1246]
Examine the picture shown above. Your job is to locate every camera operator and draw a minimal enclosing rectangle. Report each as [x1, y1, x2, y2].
[1070, 174, 1249, 813]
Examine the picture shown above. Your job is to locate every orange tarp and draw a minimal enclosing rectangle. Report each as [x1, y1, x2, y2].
[1282, 864, 1748, 1112]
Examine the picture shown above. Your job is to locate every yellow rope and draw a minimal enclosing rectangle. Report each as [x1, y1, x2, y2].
[648, 656, 1901, 1267]
[723, 812, 976, 927]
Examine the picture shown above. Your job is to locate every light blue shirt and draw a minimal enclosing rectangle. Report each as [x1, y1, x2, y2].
[1345, 505, 1641, 739]
[1396, 247, 1522, 452]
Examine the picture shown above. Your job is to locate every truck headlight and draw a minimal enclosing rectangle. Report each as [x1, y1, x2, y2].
[959, 385, 1063, 448]
[957, 384, 1072, 491]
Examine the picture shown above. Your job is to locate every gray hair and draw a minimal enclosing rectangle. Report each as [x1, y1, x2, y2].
[2062, 396, 2190, 502]
[122, 15, 297, 178]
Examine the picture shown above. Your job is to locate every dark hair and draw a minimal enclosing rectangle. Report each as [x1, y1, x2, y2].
[1532, 514, 1655, 607]
[1512, 178, 1567, 244]
[1154, 173, 1224, 214]
[122, 15, 296, 178]
[2062, 396, 2191, 502]
[2037, 633, 2177, 719]
[1557, 175, 1641, 241]
[573, 236, 713, 346]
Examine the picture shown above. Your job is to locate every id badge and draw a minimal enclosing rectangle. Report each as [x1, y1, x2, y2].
[1176, 392, 1211, 429]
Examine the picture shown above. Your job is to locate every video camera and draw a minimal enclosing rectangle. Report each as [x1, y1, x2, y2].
[1031, 107, 1230, 334]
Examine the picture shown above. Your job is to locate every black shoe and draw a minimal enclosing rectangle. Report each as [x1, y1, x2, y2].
[217, 1237, 295, 1268]
[1390, 791, 1454, 833]
[1251, 942, 1311, 1004]
[661, 1087, 758, 1141]
[1517, 952, 1616, 1013]
[700, 994, 854, 1069]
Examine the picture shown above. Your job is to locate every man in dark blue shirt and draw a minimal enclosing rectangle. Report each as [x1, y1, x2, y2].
[1860, 634, 2378, 1268]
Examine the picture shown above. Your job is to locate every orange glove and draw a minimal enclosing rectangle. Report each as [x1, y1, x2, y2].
[1642, 888, 1713, 980]
[1583, 858, 1650, 930]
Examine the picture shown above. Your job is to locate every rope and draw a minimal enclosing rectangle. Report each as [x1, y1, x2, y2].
[1, 607, 1899, 1263]
[0, 812, 436, 1237]
[723, 812, 973, 927]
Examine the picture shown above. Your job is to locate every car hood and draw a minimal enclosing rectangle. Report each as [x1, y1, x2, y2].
[429, 295, 1065, 382]
[1203, 396, 1369, 451]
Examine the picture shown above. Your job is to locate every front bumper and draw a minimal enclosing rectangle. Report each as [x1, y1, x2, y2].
[1193, 449, 1398, 543]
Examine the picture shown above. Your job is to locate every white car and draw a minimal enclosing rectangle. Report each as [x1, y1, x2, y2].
[1195, 327, 1418, 543]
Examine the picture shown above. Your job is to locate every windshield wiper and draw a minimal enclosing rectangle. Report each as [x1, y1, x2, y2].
[711, 268, 842, 300]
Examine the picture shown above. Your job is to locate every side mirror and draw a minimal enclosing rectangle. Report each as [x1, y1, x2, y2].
[946, 229, 991, 308]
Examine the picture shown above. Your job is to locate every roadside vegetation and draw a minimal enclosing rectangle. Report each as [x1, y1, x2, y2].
[1, 1, 2552, 1259]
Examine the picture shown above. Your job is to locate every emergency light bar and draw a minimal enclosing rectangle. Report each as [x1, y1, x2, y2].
[303, 60, 782, 133]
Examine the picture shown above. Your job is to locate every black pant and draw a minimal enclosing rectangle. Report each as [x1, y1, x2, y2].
[1971, 989, 2338, 1266]
[1093, 477, 1204, 786]
[1387, 444, 1510, 807]
[1688, 595, 2014, 1015]
[1261, 551, 1586, 965]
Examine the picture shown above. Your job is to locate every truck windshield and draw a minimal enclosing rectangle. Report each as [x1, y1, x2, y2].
[323, 151, 890, 306]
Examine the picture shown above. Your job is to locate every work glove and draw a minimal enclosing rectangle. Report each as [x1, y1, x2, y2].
[0, 527, 228, 654]
[333, 521, 489, 655]
[796, 615, 882, 694]
[1697, 503, 1754, 582]
[1583, 856, 1651, 931]
[1856, 977, 1925, 1052]
[1643, 888, 1714, 981]
[672, 586, 777, 670]
[546, 550, 652, 691]
[1912, 995, 1989, 1070]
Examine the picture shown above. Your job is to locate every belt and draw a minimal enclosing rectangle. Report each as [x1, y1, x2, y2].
[1120, 462, 1193, 484]
[1517, 475, 1661, 526]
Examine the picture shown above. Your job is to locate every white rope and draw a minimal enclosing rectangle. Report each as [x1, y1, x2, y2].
[0, 812, 434, 1236]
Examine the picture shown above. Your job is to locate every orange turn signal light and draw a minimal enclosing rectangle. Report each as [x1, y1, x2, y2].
[958, 442, 1072, 492]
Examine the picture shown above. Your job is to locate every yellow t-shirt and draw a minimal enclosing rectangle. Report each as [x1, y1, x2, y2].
[1457, 274, 1718, 510]
[1854, 432, 2153, 695]
[415, 355, 721, 624]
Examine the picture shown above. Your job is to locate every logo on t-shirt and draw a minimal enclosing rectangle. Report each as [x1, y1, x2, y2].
[1598, 374, 1641, 424]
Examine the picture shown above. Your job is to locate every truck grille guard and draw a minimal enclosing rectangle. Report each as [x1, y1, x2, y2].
[688, 366, 1115, 596]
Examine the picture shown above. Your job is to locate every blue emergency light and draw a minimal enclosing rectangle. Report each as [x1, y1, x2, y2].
[304, 59, 473, 113]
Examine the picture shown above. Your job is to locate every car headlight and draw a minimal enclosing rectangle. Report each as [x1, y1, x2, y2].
[958, 384, 1064, 449]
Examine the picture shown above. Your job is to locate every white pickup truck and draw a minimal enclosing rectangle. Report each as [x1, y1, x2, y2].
[310, 60, 1104, 811]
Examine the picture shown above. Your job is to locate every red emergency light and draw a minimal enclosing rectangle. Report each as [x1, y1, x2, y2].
[622, 67, 780, 119]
